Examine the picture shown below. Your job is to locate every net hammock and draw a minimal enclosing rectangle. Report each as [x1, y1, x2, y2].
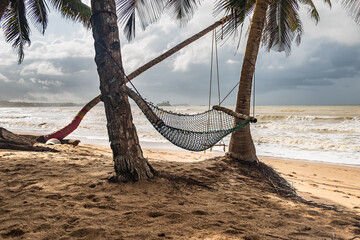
[126, 87, 256, 152]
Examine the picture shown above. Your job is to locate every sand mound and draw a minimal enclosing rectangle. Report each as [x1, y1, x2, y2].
[0, 144, 359, 239]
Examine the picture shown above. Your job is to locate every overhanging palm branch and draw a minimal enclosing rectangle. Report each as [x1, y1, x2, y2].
[262, 0, 303, 55]
[0, 0, 91, 63]
[341, 0, 360, 24]
[117, 0, 202, 41]
[48, 0, 91, 27]
[117, 0, 165, 41]
[165, 0, 202, 25]
[27, 0, 49, 34]
[214, 0, 256, 41]
[2, 0, 30, 64]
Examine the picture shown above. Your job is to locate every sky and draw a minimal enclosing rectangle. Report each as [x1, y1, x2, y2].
[0, 1, 359, 106]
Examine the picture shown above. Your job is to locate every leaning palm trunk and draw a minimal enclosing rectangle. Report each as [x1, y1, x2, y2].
[43, 14, 233, 141]
[90, 0, 154, 181]
[227, 0, 269, 162]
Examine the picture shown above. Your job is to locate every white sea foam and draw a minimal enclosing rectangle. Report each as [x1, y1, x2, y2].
[1, 105, 359, 165]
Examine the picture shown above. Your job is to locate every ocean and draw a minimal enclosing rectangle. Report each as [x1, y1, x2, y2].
[1, 105, 359, 166]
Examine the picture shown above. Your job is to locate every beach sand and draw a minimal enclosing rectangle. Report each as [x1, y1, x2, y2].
[0, 143, 359, 239]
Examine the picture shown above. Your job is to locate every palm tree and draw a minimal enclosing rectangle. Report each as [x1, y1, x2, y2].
[224, 0, 359, 162]
[90, 0, 156, 181]
[88, 0, 211, 181]
[1, 0, 212, 182]
[0, 0, 91, 63]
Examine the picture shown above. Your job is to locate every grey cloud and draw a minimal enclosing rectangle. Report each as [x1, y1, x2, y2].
[254, 42, 360, 94]
[0, 57, 99, 102]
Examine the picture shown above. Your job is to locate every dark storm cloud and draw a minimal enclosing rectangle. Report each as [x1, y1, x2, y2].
[254, 42, 360, 94]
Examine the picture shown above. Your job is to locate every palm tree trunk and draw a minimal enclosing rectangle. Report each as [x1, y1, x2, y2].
[227, 0, 269, 162]
[90, 0, 154, 181]
[44, 15, 233, 141]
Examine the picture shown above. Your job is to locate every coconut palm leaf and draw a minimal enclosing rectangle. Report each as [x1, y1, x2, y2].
[165, 0, 202, 26]
[341, 0, 360, 24]
[214, 0, 256, 41]
[27, 0, 49, 34]
[262, 0, 303, 55]
[2, 0, 30, 63]
[298, 0, 320, 23]
[117, 0, 165, 41]
[48, 0, 91, 27]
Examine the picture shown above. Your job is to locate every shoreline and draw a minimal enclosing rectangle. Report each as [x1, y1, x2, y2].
[90, 139, 360, 168]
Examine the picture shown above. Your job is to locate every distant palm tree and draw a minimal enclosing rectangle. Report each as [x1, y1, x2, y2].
[0, 0, 91, 63]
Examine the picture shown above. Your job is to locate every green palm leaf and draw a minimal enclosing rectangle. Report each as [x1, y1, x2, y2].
[341, 0, 360, 24]
[262, 0, 303, 55]
[298, 0, 321, 23]
[165, 0, 202, 26]
[214, 0, 255, 41]
[117, 0, 165, 41]
[27, 0, 49, 34]
[2, 0, 31, 63]
[48, 0, 91, 27]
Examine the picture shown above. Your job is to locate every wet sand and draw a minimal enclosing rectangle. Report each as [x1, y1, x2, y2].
[0, 143, 359, 239]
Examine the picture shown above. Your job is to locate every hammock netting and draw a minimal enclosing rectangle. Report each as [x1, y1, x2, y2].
[129, 89, 252, 151]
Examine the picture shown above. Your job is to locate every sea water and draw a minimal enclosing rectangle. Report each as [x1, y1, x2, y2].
[1, 105, 359, 165]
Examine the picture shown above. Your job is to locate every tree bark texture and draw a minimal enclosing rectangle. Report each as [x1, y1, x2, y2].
[228, 0, 269, 162]
[0, 128, 58, 152]
[90, 0, 154, 181]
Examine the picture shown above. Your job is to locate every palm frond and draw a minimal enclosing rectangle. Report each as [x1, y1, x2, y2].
[27, 0, 49, 34]
[213, 0, 255, 42]
[0, 0, 10, 22]
[263, 0, 302, 54]
[2, 0, 31, 63]
[165, 0, 202, 26]
[48, 0, 91, 28]
[117, 0, 136, 41]
[117, 0, 165, 41]
[341, 0, 360, 24]
[262, 0, 303, 55]
[298, 0, 321, 24]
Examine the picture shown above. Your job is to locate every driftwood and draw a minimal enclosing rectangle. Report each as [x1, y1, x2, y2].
[0, 128, 36, 146]
[0, 128, 58, 152]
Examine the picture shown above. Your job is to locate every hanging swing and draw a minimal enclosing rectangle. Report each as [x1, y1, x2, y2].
[43, 25, 256, 151]
[124, 29, 256, 152]
[126, 87, 256, 152]
[206, 29, 226, 152]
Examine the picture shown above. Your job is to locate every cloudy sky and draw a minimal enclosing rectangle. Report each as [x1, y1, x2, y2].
[0, 1, 359, 106]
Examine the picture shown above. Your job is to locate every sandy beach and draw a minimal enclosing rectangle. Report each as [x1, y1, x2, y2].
[0, 143, 359, 239]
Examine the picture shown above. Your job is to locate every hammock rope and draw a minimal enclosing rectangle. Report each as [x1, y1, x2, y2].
[126, 87, 256, 152]
[43, 20, 258, 152]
